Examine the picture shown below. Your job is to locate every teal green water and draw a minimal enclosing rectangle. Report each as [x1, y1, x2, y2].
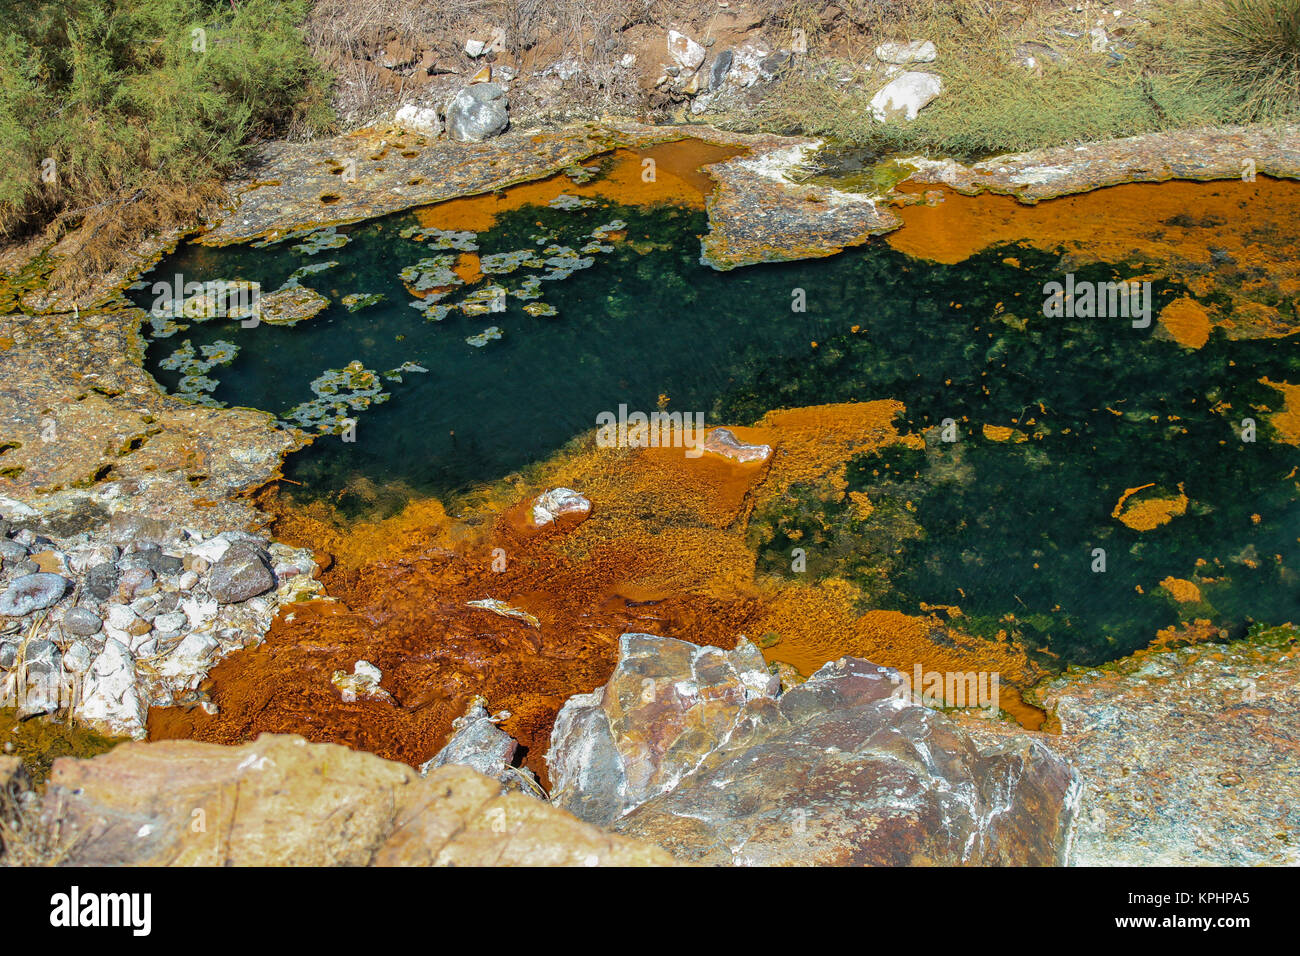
[130, 182, 1299, 667]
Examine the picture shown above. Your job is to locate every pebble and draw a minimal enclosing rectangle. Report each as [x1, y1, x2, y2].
[63, 607, 103, 636]
[152, 611, 188, 635]
[105, 604, 139, 632]
[63, 641, 93, 673]
[84, 562, 119, 600]
[30, 549, 71, 574]
[0, 539, 28, 560]
[117, 566, 155, 600]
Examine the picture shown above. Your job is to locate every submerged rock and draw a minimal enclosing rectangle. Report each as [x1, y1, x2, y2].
[0, 572, 70, 616]
[445, 83, 509, 142]
[548, 634, 1080, 865]
[256, 286, 330, 327]
[466, 598, 540, 628]
[330, 659, 392, 702]
[703, 427, 772, 463]
[530, 487, 592, 527]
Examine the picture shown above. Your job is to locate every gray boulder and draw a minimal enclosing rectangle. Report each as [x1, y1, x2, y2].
[548, 634, 777, 825]
[547, 634, 1081, 866]
[445, 83, 509, 142]
[207, 547, 276, 604]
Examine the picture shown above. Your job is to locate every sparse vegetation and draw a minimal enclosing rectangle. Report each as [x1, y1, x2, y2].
[753, 0, 1300, 160]
[1155, 0, 1300, 121]
[0, 0, 331, 291]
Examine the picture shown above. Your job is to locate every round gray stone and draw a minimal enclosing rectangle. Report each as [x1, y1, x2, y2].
[63, 606, 103, 636]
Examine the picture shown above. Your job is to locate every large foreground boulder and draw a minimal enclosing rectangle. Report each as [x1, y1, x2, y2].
[18, 735, 675, 866]
[1038, 631, 1300, 866]
[548, 634, 1080, 866]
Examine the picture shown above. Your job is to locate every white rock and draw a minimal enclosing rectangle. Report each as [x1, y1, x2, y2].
[152, 610, 188, 634]
[104, 604, 139, 632]
[155, 631, 220, 679]
[355, 660, 382, 684]
[129, 635, 157, 657]
[188, 537, 230, 565]
[703, 427, 772, 463]
[875, 40, 937, 64]
[728, 44, 769, 87]
[63, 641, 94, 674]
[531, 487, 592, 527]
[78, 639, 146, 739]
[667, 30, 706, 73]
[394, 103, 442, 137]
[620, 53, 636, 68]
[465, 39, 489, 57]
[331, 659, 392, 702]
[870, 71, 943, 122]
[178, 570, 199, 591]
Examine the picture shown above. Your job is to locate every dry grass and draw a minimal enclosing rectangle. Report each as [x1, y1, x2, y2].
[1151, 0, 1300, 120]
[0, 783, 85, 867]
[305, 0, 662, 127]
[749, 0, 1254, 159]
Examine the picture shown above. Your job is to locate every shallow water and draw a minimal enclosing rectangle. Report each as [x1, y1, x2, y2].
[129, 161, 1299, 668]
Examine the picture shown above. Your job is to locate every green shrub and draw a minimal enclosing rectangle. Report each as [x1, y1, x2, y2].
[0, 0, 331, 247]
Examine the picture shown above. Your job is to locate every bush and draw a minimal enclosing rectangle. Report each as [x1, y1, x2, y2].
[1156, 0, 1300, 121]
[0, 0, 332, 252]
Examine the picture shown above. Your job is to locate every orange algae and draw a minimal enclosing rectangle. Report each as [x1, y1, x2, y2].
[1112, 482, 1190, 531]
[1158, 576, 1204, 604]
[412, 140, 743, 234]
[981, 424, 1028, 443]
[149, 400, 1051, 779]
[1158, 296, 1212, 349]
[887, 179, 1300, 339]
[1261, 378, 1300, 446]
